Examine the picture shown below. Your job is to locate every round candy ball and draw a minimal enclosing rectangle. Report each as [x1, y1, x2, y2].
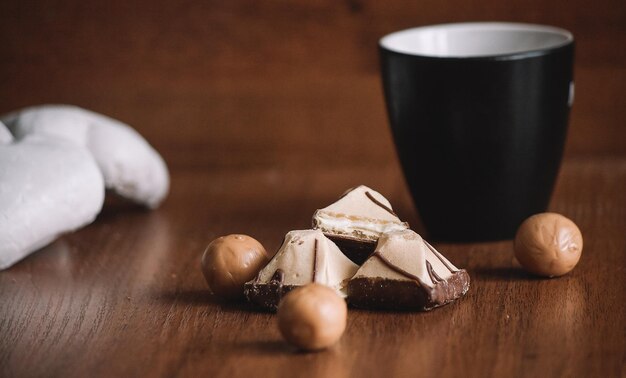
[514, 213, 583, 277]
[201, 234, 269, 299]
[277, 284, 347, 351]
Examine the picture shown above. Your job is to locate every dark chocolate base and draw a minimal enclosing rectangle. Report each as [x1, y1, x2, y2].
[347, 269, 470, 311]
[243, 283, 299, 311]
[326, 235, 377, 265]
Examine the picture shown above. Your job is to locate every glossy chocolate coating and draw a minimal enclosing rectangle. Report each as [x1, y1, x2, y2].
[277, 284, 347, 351]
[201, 234, 269, 299]
[514, 212, 583, 277]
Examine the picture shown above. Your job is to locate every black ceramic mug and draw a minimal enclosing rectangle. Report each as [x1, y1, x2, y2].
[380, 22, 574, 241]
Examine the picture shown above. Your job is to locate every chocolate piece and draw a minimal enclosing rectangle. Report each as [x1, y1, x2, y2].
[327, 237, 377, 266]
[348, 229, 470, 311]
[514, 212, 583, 277]
[277, 284, 347, 351]
[244, 229, 358, 310]
[312, 185, 409, 264]
[201, 234, 269, 300]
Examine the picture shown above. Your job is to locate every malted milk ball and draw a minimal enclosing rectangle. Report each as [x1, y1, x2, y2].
[277, 284, 347, 351]
[201, 234, 269, 299]
[514, 213, 583, 277]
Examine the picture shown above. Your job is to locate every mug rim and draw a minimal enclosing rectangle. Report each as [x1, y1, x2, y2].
[379, 22, 574, 61]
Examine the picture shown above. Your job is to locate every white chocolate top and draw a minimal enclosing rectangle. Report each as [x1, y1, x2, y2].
[353, 229, 459, 287]
[312, 185, 408, 241]
[256, 229, 359, 297]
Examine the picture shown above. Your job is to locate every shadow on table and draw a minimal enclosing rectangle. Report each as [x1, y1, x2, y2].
[227, 339, 348, 359]
[98, 190, 151, 220]
[155, 288, 268, 313]
[229, 339, 292, 355]
[472, 266, 543, 282]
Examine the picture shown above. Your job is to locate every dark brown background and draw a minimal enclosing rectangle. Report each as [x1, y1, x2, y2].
[1, 1, 625, 377]
[1, 0, 624, 170]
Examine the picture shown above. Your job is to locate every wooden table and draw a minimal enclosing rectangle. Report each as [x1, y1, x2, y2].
[1, 1, 625, 376]
[1, 156, 624, 377]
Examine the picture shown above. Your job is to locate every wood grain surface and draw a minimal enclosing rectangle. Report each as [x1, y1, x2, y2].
[1, 158, 625, 377]
[1, 0, 625, 168]
[0, 1, 625, 377]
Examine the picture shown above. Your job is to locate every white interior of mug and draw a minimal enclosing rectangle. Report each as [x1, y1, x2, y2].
[380, 22, 573, 58]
